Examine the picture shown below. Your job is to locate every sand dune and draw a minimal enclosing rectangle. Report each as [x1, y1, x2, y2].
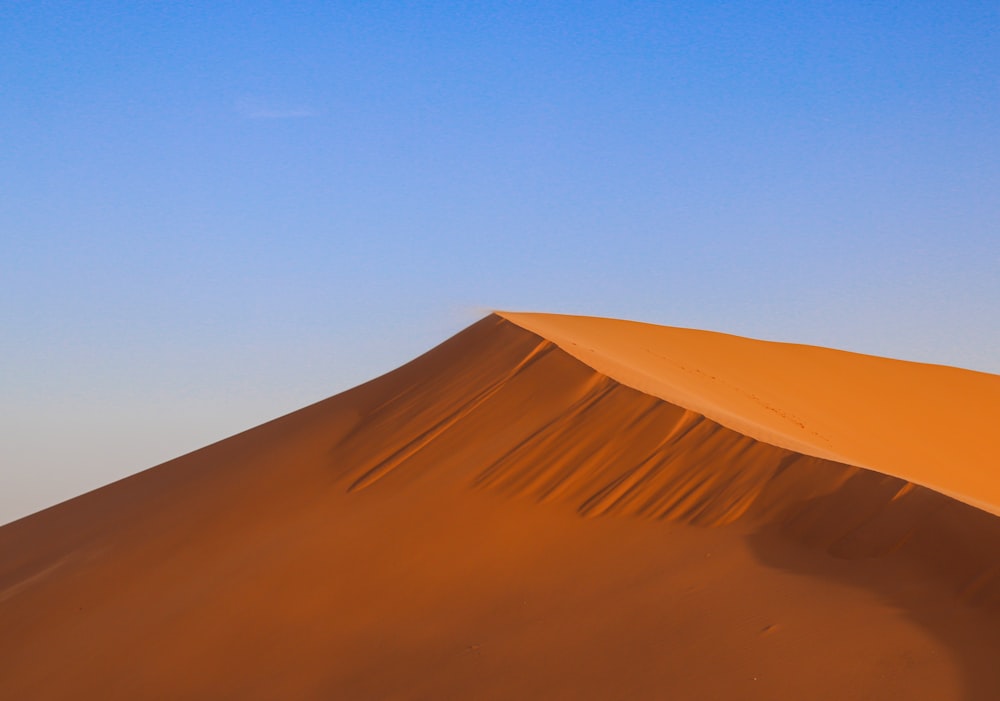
[2, 313, 999, 699]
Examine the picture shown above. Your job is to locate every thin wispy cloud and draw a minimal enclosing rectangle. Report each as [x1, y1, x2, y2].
[235, 99, 320, 120]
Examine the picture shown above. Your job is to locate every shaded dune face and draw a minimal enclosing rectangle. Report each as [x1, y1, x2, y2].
[2, 314, 999, 699]
[333, 316, 1000, 605]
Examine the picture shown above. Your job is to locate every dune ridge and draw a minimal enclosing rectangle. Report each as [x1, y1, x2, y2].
[499, 311, 1000, 517]
[2, 313, 999, 699]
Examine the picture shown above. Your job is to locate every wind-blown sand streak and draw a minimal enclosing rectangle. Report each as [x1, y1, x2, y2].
[1, 313, 998, 699]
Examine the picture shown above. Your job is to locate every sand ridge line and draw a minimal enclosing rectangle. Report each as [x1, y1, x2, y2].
[497, 311, 1000, 517]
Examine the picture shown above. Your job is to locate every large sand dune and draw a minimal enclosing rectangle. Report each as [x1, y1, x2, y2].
[2, 313, 999, 699]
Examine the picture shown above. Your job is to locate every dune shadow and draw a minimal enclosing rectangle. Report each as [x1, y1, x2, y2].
[744, 469, 1000, 701]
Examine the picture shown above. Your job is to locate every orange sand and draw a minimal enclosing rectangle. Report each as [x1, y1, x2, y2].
[1, 313, 998, 699]
[500, 312, 1000, 516]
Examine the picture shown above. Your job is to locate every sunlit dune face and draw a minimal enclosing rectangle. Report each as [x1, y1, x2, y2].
[500, 311, 1000, 517]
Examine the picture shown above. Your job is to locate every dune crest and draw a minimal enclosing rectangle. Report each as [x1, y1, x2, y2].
[499, 311, 1000, 517]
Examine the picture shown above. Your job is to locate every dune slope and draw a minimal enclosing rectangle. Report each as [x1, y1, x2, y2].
[1, 313, 999, 700]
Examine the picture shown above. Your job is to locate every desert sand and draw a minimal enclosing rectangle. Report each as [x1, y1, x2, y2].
[2, 312, 999, 700]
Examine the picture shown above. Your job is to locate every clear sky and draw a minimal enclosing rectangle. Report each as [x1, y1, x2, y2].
[3, 2, 998, 524]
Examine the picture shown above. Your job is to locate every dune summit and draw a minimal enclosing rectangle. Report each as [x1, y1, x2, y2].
[2, 312, 999, 700]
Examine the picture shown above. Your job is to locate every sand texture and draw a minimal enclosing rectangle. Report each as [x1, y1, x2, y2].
[2, 313, 999, 699]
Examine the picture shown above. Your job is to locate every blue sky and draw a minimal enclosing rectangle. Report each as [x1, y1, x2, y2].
[3, 1, 998, 523]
